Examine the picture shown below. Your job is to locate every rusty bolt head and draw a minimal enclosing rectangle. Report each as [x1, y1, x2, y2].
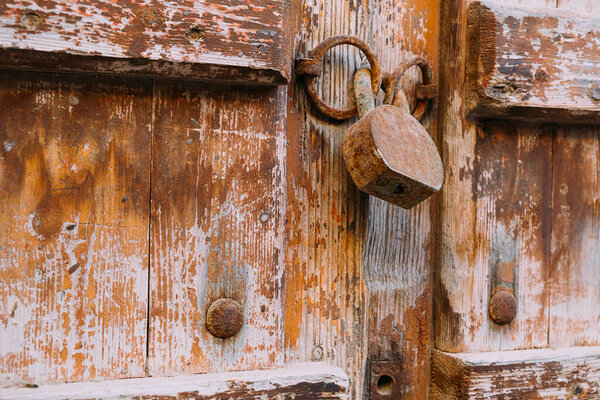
[591, 85, 600, 101]
[185, 27, 205, 43]
[23, 12, 41, 30]
[489, 290, 517, 325]
[206, 298, 243, 339]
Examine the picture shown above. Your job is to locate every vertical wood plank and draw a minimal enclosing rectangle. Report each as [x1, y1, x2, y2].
[548, 0, 600, 350]
[148, 82, 286, 375]
[285, 0, 440, 397]
[364, 0, 440, 398]
[284, 2, 370, 398]
[436, 0, 554, 353]
[550, 126, 600, 347]
[0, 70, 151, 386]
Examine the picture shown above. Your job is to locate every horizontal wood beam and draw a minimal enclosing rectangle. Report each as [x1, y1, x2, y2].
[466, 1, 600, 123]
[0, 363, 349, 399]
[0, 0, 291, 85]
[431, 347, 600, 399]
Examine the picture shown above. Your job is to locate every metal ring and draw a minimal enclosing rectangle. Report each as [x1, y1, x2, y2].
[383, 56, 433, 121]
[298, 35, 382, 120]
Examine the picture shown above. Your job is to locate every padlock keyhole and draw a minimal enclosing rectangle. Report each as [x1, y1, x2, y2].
[392, 184, 413, 196]
[393, 185, 406, 195]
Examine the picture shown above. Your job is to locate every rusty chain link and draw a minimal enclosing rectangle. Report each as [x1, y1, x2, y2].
[296, 36, 437, 121]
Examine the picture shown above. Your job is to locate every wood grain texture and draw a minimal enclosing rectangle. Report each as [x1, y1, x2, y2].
[437, 0, 554, 354]
[284, 3, 370, 399]
[548, 0, 600, 351]
[0, 0, 291, 84]
[438, 0, 600, 367]
[148, 82, 287, 375]
[465, 1, 600, 123]
[365, 0, 440, 398]
[431, 347, 600, 399]
[0, 70, 151, 386]
[0, 363, 349, 400]
[550, 126, 600, 348]
[285, 0, 439, 398]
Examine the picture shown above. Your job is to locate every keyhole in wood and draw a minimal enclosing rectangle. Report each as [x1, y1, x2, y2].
[376, 375, 394, 396]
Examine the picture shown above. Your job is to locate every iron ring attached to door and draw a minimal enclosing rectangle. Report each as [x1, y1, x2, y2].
[296, 35, 382, 120]
[383, 56, 435, 121]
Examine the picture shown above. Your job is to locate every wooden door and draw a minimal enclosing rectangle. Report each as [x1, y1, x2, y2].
[1, 0, 599, 399]
[431, 0, 600, 397]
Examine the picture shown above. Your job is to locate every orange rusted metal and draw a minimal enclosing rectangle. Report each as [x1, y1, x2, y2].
[296, 35, 382, 120]
[343, 68, 444, 209]
[383, 56, 436, 121]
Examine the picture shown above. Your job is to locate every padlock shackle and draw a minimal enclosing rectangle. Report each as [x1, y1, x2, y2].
[354, 68, 376, 118]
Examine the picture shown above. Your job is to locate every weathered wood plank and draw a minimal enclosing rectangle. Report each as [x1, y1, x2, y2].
[284, 0, 440, 398]
[0, 363, 349, 400]
[548, 0, 600, 351]
[431, 347, 600, 399]
[0, 0, 291, 84]
[0, 70, 151, 386]
[437, 120, 552, 353]
[363, 1, 440, 398]
[466, 1, 600, 123]
[437, 0, 553, 353]
[148, 82, 286, 375]
[283, 3, 370, 399]
[550, 126, 600, 348]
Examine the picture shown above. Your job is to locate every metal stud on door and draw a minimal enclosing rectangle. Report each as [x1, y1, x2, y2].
[343, 68, 444, 209]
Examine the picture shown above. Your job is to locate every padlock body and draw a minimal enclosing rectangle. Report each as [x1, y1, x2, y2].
[343, 104, 443, 209]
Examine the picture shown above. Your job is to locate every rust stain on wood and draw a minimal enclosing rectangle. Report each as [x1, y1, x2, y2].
[0, 0, 291, 84]
[431, 347, 600, 399]
[0, 70, 151, 387]
[285, 0, 440, 398]
[148, 81, 286, 375]
[466, 1, 600, 123]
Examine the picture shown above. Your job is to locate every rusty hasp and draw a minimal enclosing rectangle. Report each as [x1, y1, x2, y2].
[296, 35, 382, 120]
[382, 56, 437, 121]
[489, 258, 517, 325]
[343, 68, 444, 209]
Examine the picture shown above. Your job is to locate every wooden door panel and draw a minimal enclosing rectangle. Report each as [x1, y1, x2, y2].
[549, 86, 600, 345]
[436, 0, 600, 395]
[547, 0, 600, 350]
[438, 0, 555, 353]
[437, 121, 552, 352]
[285, 0, 440, 398]
[0, 70, 151, 386]
[148, 82, 286, 375]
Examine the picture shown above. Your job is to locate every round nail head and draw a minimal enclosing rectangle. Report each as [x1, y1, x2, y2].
[206, 298, 243, 339]
[489, 290, 517, 325]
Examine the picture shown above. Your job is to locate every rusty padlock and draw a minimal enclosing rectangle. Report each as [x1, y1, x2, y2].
[342, 68, 444, 209]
